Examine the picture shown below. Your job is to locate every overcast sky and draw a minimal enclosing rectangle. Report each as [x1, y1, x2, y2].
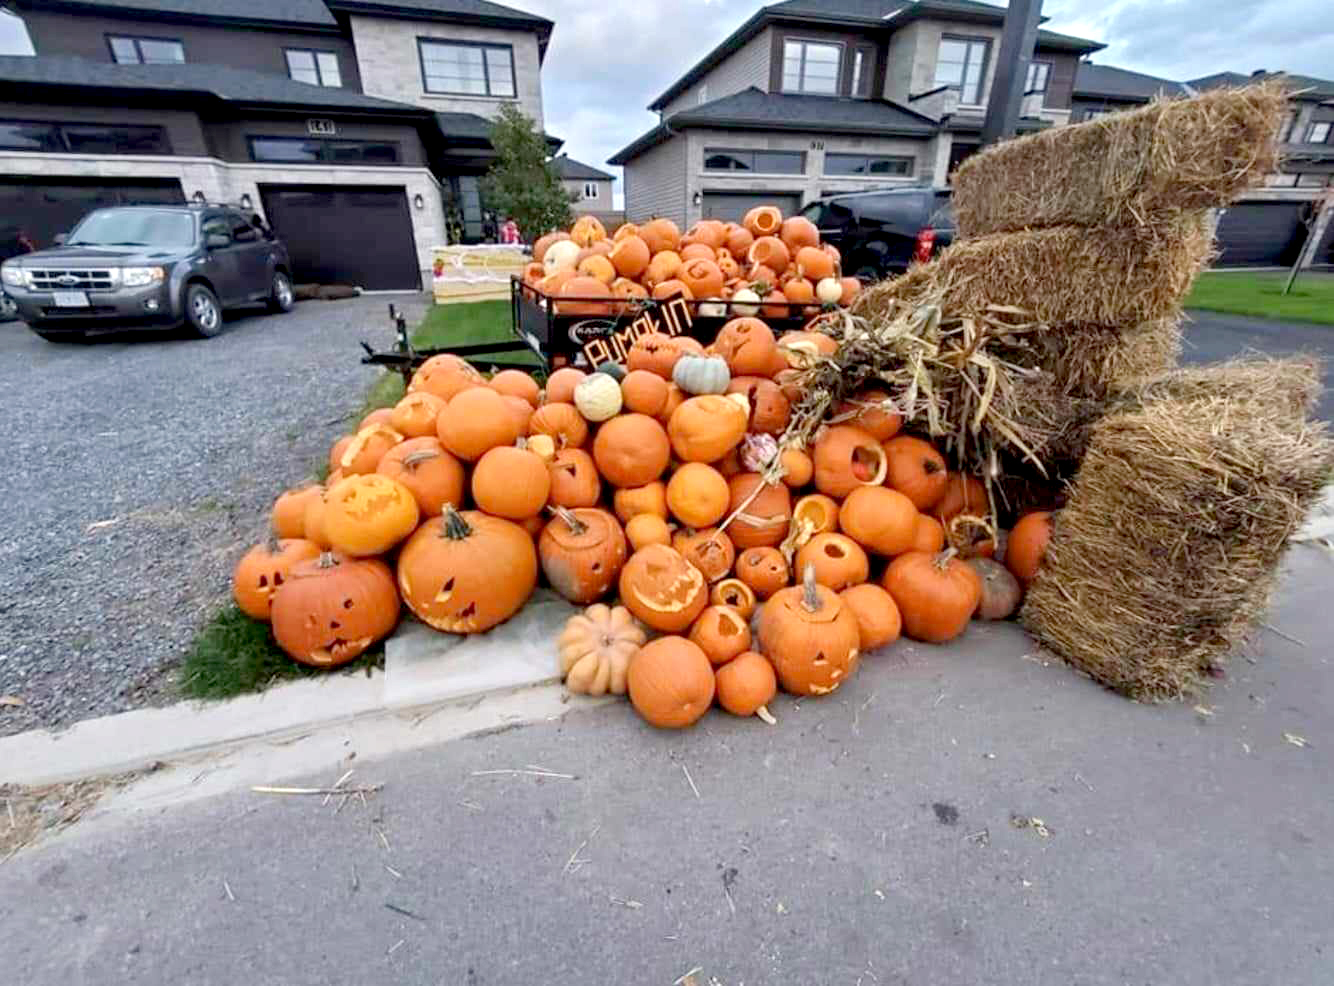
[3, 1, 1331, 208]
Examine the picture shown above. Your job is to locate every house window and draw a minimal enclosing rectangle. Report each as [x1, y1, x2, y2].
[0, 119, 170, 155]
[703, 148, 806, 174]
[419, 40, 516, 98]
[934, 37, 990, 105]
[824, 153, 914, 177]
[107, 35, 184, 64]
[1307, 122, 1332, 144]
[248, 137, 400, 165]
[1278, 113, 1296, 142]
[583, 181, 598, 200]
[0, 120, 63, 152]
[851, 46, 875, 98]
[782, 40, 841, 95]
[1082, 107, 1114, 121]
[286, 49, 342, 88]
[1025, 60, 1051, 95]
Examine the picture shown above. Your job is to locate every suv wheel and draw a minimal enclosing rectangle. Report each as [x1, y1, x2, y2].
[0, 293, 18, 323]
[185, 283, 224, 338]
[268, 271, 294, 313]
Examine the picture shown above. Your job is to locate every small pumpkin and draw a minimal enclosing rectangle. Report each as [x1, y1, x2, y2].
[882, 436, 948, 510]
[934, 473, 988, 524]
[969, 557, 1022, 620]
[270, 552, 399, 667]
[540, 507, 628, 604]
[397, 506, 538, 633]
[627, 636, 714, 729]
[577, 254, 616, 286]
[911, 513, 946, 554]
[726, 474, 792, 549]
[1007, 511, 1053, 585]
[472, 444, 552, 520]
[672, 353, 731, 395]
[840, 584, 902, 651]
[438, 387, 520, 462]
[758, 564, 861, 696]
[715, 651, 778, 723]
[735, 546, 790, 599]
[558, 604, 645, 696]
[779, 447, 813, 488]
[409, 354, 484, 402]
[529, 402, 589, 449]
[711, 578, 757, 619]
[391, 391, 448, 439]
[792, 493, 840, 536]
[838, 486, 919, 556]
[727, 376, 790, 435]
[302, 488, 332, 549]
[688, 604, 752, 667]
[833, 388, 901, 442]
[613, 481, 668, 522]
[619, 543, 709, 633]
[815, 277, 843, 305]
[572, 372, 623, 422]
[323, 474, 420, 557]
[673, 527, 736, 584]
[839, 277, 861, 305]
[232, 536, 321, 621]
[813, 425, 887, 498]
[376, 437, 466, 517]
[668, 395, 749, 463]
[334, 423, 404, 476]
[544, 367, 586, 404]
[621, 370, 670, 416]
[611, 277, 649, 315]
[713, 317, 779, 377]
[593, 413, 671, 488]
[882, 550, 982, 644]
[626, 513, 672, 551]
[547, 448, 601, 509]
[795, 533, 870, 591]
[667, 462, 731, 528]
[724, 224, 755, 260]
[272, 485, 323, 539]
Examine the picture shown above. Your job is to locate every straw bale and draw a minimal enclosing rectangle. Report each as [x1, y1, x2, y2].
[994, 315, 1182, 399]
[1021, 376, 1332, 701]
[953, 83, 1286, 237]
[1126, 354, 1321, 422]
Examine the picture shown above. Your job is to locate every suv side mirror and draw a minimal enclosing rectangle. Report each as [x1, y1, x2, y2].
[205, 233, 231, 249]
[53, 233, 67, 246]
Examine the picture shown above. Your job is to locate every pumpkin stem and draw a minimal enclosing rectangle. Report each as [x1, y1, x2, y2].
[264, 532, 283, 553]
[316, 551, 340, 569]
[440, 504, 472, 540]
[800, 563, 822, 613]
[402, 449, 439, 469]
[933, 547, 959, 570]
[756, 704, 778, 726]
[550, 505, 588, 536]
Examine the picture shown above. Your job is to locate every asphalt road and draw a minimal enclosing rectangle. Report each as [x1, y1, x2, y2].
[2, 543, 1329, 985]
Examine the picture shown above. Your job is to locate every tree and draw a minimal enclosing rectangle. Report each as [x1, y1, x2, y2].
[481, 104, 572, 242]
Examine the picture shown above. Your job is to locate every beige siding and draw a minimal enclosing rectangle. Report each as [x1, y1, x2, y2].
[661, 27, 773, 116]
[623, 135, 688, 225]
[563, 177, 615, 213]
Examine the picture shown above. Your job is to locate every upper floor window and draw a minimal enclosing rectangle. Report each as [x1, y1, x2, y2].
[698, 84, 708, 105]
[249, 136, 400, 165]
[1306, 122, 1332, 144]
[419, 40, 515, 98]
[582, 182, 598, 200]
[851, 45, 875, 98]
[934, 37, 990, 105]
[1025, 60, 1051, 95]
[0, 119, 170, 155]
[286, 49, 342, 88]
[704, 147, 806, 174]
[108, 35, 184, 65]
[824, 153, 914, 177]
[782, 40, 840, 96]
[1278, 113, 1296, 142]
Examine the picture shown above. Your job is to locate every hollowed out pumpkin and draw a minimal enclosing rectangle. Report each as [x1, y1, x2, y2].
[438, 388, 520, 462]
[644, 251, 683, 289]
[667, 462, 731, 529]
[472, 444, 552, 520]
[577, 254, 616, 286]
[668, 395, 749, 463]
[688, 604, 752, 667]
[233, 536, 321, 621]
[335, 423, 404, 476]
[593, 414, 671, 488]
[726, 474, 792, 549]
[838, 486, 919, 557]
[727, 376, 790, 435]
[813, 425, 887, 499]
[271, 552, 400, 667]
[539, 507, 628, 604]
[735, 546, 790, 599]
[781, 216, 820, 253]
[627, 332, 686, 379]
[712, 317, 779, 377]
[758, 565, 861, 696]
[711, 578, 757, 619]
[272, 485, 323, 540]
[409, 353, 485, 403]
[489, 369, 541, 408]
[529, 402, 589, 450]
[547, 448, 601, 509]
[839, 584, 902, 651]
[652, 278, 694, 301]
[673, 527, 736, 584]
[748, 236, 790, 275]
[795, 533, 869, 591]
[376, 437, 465, 517]
[882, 550, 982, 644]
[613, 481, 668, 522]
[544, 367, 586, 405]
[323, 474, 420, 557]
[618, 543, 709, 633]
[742, 206, 782, 239]
[571, 215, 607, 248]
[391, 392, 448, 439]
[883, 436, 948, 510]
[397, 506, 538, 634]
[627, 636, 714, 730]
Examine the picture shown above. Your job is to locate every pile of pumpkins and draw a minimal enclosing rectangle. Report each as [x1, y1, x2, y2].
[233, 315, 1052, 729]
[522, 209, 863, 316]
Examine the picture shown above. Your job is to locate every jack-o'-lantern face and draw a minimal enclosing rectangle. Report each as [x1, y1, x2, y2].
[232, 537, 321, 621]
[269, 553, 400, 667]
[618, 544, 708, 633]
[322, 474, 420, 557]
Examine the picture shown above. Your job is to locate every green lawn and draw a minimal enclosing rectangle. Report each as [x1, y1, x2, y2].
[413, 299, 538, 365]
[1185, 271, 1334, 326]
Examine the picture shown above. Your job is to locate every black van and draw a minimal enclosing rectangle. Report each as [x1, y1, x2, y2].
[798, 187, 954, 282]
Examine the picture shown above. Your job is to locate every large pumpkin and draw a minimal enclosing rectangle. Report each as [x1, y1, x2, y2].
[668, 395, 748, 463]
[813, 425, 887, 498]
[840, 584, 902, 651]
[593, 413, 671, 488]
[758, 565, 861, 696]
[618, 543, 709, 632]
[639, 218, 681, 255]
[323, 474, 420, 557]
[558, 604, 645, 696]
[672, 527, 736, 584]
[688, 605, 752, 667]
[438, 387, 520, 461]
[882, 436, 948, 510]
[472, 444, 552, 520]
[539, 507, 628, 604]
[727, 376, 790, 435]
[570, 215, 607, 248]
[270, 552, 399, 667]
[1007, 511, 1053, 585]
[544, 367, 586, 404]
[666, 462, 731, 529]
[838, 486, 919, 556]
[375, 437, 465, 517]
[713, 317, 779, 376]
[391, 391, 448, 439]
[882, 550, 981, 644]
[272, 485, 323, 539]
[627, 636, 714, 729]
[409, 354, 484, 402]
[794, 533, 869, 591]
[397, 506, 537, 633]
[232, 536, 321, 621]
[547, 448, 601, 509]
[726, 474, 792, 549]
[610, 234, 651, 279]
[626, 332, 687, 379]
[529, 402, 589, 450]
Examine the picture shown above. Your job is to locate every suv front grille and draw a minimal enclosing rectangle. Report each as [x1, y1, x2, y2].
[28, 269, 118, 291]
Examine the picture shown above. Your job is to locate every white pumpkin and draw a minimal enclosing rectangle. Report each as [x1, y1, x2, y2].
[544, 239, 581, 276]
[730, 287, 761, 316]
[573, 372, 623, 422]
[698, 297, 727, 318]
[816, 277, 843, 305]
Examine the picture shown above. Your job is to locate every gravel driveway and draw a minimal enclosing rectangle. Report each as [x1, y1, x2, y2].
[0, 295, 427, 737]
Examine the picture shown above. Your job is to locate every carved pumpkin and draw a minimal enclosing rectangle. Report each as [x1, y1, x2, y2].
[776, 329, 838, 369]
[792, 493, 840, 535]
[882, 550, 982, 644]
[621, 370, 670, 416]
[611, 277, 649, 315]
[795, 532, 870, 591]
[626, 332, 685, 379]
[715, 651, 778, 723]
[644, 250, 683, 288]
[529, 402, 589, 449]
[947, 514, 996, 559]
[1007, 511, 1053, 585]
[911, 513, 946, 554]
[679, 258, 724, 299]
[618, 543, 709, 632]
[533, 231, 572, 264]
[780, 216, 820, 253]
[668, 394, 749, 463]
[779, 447, 813, 488]
[540, 507, 628, 604]
[397, 506, 537, 633]
[573, 372, 623, 422]
[613, 481, 668, 522]
[627, 636, 714, 729]
[233, 536, 321, 621]
[735, 546, 790, 599]
[713, 317, 779, 377]
[712, 578, 757, 619]
[322, 474, 420, 557]
[838, 486, 919, 556]
[883, 436, 948, 510]
[758, 565, 861, 696]
[571, 215, 608, 248]
[544, 367, 586, 404]
[673, 527, 736, 584]
[639, 218, 681, 255]
[542, 447, 598, 509]
[471, 444, 551, 520]
[840, 584, 902, 651]
[626, 513, 672, 551]
[593, 413, 671, 488]
[438, 387, 520, 462]
[688, 605, 752, 667]
[651, 278, 694, 301]
[742, 205, 782, 239]
[813, 425, 888, 498]
[409, 354, 485, 403]
[969, 557, 1022, 620]
[748, 236, 790, 275]
[489, 369, 541, 408]
[726, 474, 792, 549]
[334, 423, 404, 476]
[682, 219, 726, 250]
[610, 234, 651, 279]
[558, 604, 645, 696]
[673, 353, 731, 395]
[834, 387, 902, 442]
[272, 485, 323, 539]
[667, 462, 731, 529]
[391, 391, 448, 439]
[934, 473, 988, 524]
[376, 437, 466, 517]
[727, 376, 790, 435]
[270, 552, 399, 667]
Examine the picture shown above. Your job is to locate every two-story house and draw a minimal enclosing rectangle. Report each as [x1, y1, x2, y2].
[551, 154, 615, 214]
[0, 0, 555, 289]
[609, 0, 1103, 227]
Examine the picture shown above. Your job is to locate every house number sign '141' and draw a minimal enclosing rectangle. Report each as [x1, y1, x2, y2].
[308, 119, 337, 137]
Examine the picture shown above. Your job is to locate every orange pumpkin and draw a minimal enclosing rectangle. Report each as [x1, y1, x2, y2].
[611, 277, 650, 314]
[724, 223, 755, 260]
[780, 216, 820, 253]
[688, 605, 752, 667]
[668, 394, 748, 463]
[711, 578, 757, 619]
[715, 651, 778, 722]
[726, 474, 792, 549]
[713, 317, 778, 376]
[610, 235, 651, 279]
[679, 258, 724, 299]
[682, 219, 726, 251]
[779, 447, 814, 488]
[627, 636, 714, 729]
[833, 387, 901, 442]
[946, 514, 996, 559]
[742, 205, 782, 239]
[410, 353, 484, 402]
[839, 276, 861, 305]
[391, 391, 448, 439]
[612, 222, 640, 242]
[438, 387, 520, 462]
[397, 506, 537, 633]
[232, 537, 321, 621]
[838, 486, 919, 556]
[776, 329, 838, 369]
[503, 394, 534, 435]
[529, 402, 589, 449]
[666, 462, 731, 528]
[911, 513, 946, 554]
[626, 513, 672, 551]
[748, 235, 790, 275]
[813, 425, 888, 498]
[621, 370, 670, 417]
[883, 436, 949, 510]
[613, 481, 668, 522]
[593, 413, 671, 488]
[758, 565, 861, 696]
[639, 218, 681, 255]
[539, 507, 628, 604]
[334, 423, 404, 476]
[489, 369, 541, 408]
[376, 437, 466, 517]
[934, 473, 988, 524]
[840, 584, 902, 651]
[1006, 511, 1052, 585]
[679, 244, 716, 264]
[627, 332, 686, 379]
[652, 278, 694, 301]
[673, 527, 736, 584]
[556, 275, 613, 316]
[471, 444, 551, 520]
[618, 543, 709, 632]
[727, 376, 790, 435]
[270, 552, 399, 667]
[793, 245, 835, 281]
[795, 532, 869, 591]
[577, 256, 617, 290]
[302, 488, 332, 549]
[544, 367, 586, 404]
[735, 546, 790, 599]
[644, 251, 683, 289]
[272, 485, 323, 539]
[547, 448, 601, 509]
[322, 474, 420, 557]
[882, 550, 982, 644]
[570, 215, 607, 248]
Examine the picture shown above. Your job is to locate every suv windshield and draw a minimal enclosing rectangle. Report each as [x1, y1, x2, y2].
[67, 209, 196, 248]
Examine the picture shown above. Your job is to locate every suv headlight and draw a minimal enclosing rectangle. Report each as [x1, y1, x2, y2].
[1, 264, 28, 288]
[121, 267, 166, 288]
